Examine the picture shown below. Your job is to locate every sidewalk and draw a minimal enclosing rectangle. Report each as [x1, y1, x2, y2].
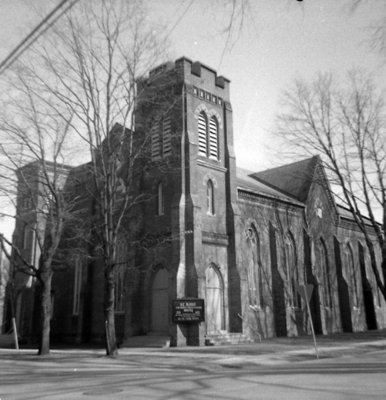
[146, 329, 386, 367]
[2, 329, 385, 368]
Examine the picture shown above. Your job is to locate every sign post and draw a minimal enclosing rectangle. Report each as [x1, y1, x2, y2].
[297, 284, 319, 359]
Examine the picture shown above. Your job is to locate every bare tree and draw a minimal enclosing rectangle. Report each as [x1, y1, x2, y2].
[276, 70, 386, 300]
[0, 65, 80, 354]
[16, 0, 170, 356]
[0, 239, 10, 333]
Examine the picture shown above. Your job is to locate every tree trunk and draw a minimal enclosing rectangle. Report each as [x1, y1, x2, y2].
[381, 245, 386, 300]
[38, 270, 53, 356]
[367, 241, 386, 302]
[104, 267, 118, 356]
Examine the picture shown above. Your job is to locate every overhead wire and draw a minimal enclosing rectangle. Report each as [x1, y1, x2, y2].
[165, 0, 195, 39]
[0, 0, 81, 74]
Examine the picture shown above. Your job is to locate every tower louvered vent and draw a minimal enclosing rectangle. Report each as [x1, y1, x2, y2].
[198, 111, 208, 156]
[151, 120, 161, 160]
[162, 116, 172, 156]
[209, 117, 218, 159]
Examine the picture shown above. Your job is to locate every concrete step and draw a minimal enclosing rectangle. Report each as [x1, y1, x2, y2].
[205, 331, 254, 346]
[121, 335, 170, 348]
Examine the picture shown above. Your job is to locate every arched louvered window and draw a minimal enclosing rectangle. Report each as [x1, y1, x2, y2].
[209, 116, 219, 159]
[198, 111, 208, 156]
[162, 115, 172, 156]
[207, 179, 215, 215]
[151, 119, 161, 160]
[157, 182, 164, 215]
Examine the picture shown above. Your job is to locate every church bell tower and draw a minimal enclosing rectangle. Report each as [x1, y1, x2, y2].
[134, 58, 239, 346]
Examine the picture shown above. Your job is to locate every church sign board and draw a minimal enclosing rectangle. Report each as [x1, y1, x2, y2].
[172, 299, 205, 323]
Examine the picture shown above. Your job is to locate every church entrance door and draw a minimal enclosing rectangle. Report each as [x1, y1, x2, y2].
[205, 265, 224, 334]
[151, 268, 169, 333]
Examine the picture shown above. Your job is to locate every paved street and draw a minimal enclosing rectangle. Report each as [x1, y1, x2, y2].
[1, 332, 386, 399]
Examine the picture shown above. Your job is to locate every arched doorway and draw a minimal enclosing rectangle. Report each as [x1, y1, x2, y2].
[205, 264, 224, 334]
[151, 268, 169, 333]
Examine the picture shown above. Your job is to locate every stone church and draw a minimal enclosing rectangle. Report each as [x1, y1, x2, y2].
[5, 57, 385, 346]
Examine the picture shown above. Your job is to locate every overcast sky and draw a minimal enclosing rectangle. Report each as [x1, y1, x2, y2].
[0, 0, 385, 238]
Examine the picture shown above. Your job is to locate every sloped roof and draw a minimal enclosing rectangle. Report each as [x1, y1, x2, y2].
[337, 204, 355, 220]
[236, 167, 304, 206]
[250, 156, 320, 202]
[337, 204, 377, 226]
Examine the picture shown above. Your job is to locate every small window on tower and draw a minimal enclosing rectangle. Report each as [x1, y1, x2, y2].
[157, 182, 164, 216]
[207, 179, 215, 215]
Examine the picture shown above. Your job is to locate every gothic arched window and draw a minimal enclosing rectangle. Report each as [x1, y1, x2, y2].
[246, 226, 264, 308]
[207, 179, 215, 215]
[319, 239, 332, 309]
[286, 233, 300, 308]
[345, 243, 358, 307]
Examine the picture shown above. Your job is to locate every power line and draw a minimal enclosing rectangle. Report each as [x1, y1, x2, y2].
[165, 0, 195, 39]
[0, 0, 80, 75]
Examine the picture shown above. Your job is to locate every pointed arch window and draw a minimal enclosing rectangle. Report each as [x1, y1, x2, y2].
[207, 179, 215, 215]
[209, 116, 219, 159]
[319, 239, 332, 309]
[345, 243, 358, 307]
[198, 111, 208, 156]
[157, 182, 164, 216]
[286, 233, 301, 308]
[246, 226, 264, 308]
